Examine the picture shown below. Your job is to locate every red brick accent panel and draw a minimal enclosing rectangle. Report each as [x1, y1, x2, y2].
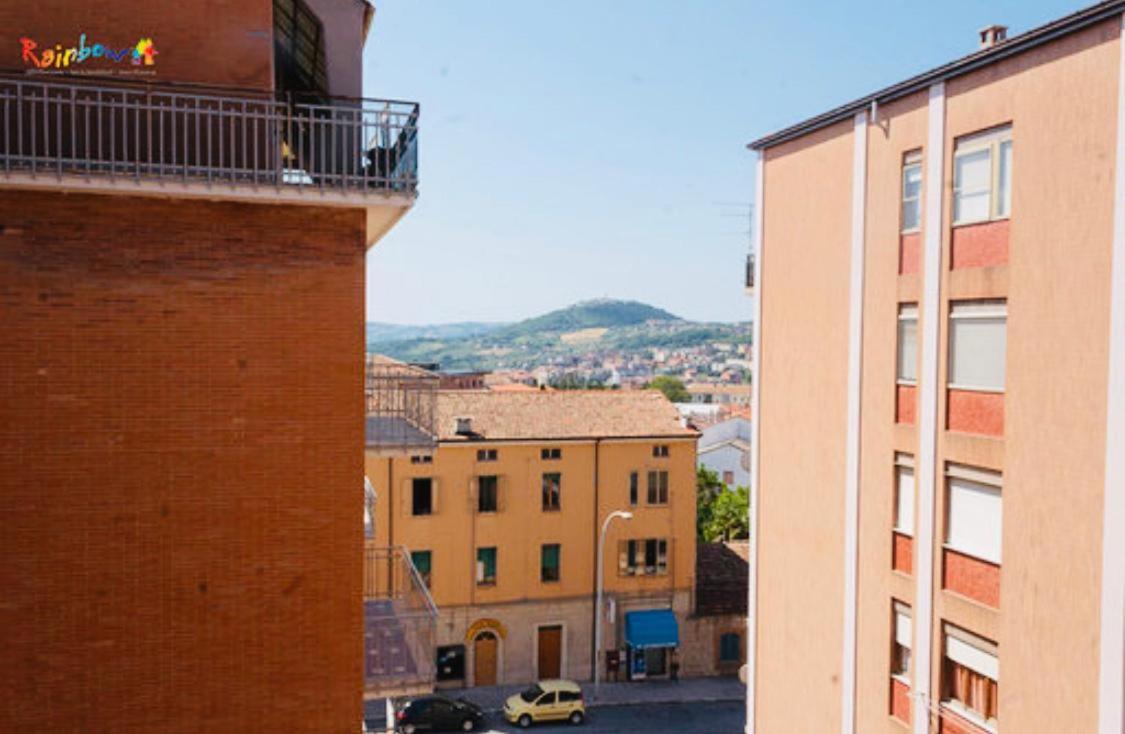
[896, 384, 917, 424]
[943, 548, 1001, 607]
[0, 1, 274, 90]
[891, 677, 912, 723]
[892, 532, 913, 575]
[939, 706, 993, 734]
[946, 389, 1004, 436]
[0, 191, 367, 733]
[899, 233, 921, 275]
[950, 220, 1009, 269]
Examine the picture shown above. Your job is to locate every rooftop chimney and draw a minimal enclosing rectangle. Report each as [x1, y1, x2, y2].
[978, 24, 1008, 49]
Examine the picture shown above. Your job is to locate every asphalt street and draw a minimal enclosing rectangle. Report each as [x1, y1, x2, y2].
[368, 700, 745, 734]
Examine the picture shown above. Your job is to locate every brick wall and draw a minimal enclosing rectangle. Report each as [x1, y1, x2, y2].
[946, 389, 1005, 436]
[890, 677, 911, 723]
[942, 549, 1001, 608]
[950, 221, 1009, 270]
[0, 0, 274, 90]
[938, 707, 992, 734]
[0, 190, 367, 733]
[891, 532, 913, 575]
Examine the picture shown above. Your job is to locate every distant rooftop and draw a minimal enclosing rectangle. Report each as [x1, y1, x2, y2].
[435, 390, 697, 442]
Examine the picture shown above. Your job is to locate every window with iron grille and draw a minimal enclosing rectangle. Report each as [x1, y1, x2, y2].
[273, 0, 328, 97]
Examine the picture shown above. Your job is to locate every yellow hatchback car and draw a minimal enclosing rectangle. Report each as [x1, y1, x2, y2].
[503, 679, 586, 728]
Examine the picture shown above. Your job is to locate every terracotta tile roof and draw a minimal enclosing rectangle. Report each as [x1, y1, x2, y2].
[487, 383, 544, 393]
[695, 541, 749, 617]
[435, 390, 697, 441]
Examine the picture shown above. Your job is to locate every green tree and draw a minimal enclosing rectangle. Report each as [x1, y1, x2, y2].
[649, 375, 690, 403]
[696, 467, 724, 541]
[704, 485, 750, 542]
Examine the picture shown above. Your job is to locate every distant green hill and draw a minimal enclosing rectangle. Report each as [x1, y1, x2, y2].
[365, 299, 744, 372]
[495, 298, 680, 338]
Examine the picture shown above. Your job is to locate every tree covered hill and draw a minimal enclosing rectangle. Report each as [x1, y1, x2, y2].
[366, 299, 747, 372]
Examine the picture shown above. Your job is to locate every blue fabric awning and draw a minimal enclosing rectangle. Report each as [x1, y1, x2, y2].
[625, 609, 680, 649]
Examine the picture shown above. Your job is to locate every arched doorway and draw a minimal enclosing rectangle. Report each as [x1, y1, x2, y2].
[473, 631, 498, 686]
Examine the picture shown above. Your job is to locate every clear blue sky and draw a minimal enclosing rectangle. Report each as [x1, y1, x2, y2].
[363, 0, 1080, 325]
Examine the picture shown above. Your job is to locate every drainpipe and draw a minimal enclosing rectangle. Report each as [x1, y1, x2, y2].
[591, 438, 601, 683]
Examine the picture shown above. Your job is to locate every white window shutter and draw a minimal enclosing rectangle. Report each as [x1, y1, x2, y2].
[949, 303, 1007, 391]
[946, 634, 998, 681]
[896, 466, 915, 535]
[895, 608, 912, 649]
[946, 478, 1002, 563]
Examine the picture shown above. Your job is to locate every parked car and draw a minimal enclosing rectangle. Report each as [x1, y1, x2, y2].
[395, 694, 485, 733]
[503, 679, 586, 728]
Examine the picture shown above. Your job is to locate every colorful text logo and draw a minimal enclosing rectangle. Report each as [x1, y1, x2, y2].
[20, 34, 158, 70]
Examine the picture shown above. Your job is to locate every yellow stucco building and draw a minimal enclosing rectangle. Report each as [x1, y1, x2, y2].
[365, 389, 698, 688]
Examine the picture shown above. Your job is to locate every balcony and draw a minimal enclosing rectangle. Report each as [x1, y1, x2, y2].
[364, 545, 438, 699]
[365, 355, 438, 456]
[0, 74, 418, 241]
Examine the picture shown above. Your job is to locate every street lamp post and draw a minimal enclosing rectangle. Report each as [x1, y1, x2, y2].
[594, 509, 633, 699]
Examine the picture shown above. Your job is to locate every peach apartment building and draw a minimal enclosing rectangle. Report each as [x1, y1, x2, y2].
[745, 3, 1125, 734]
[364, 389, 707, 687]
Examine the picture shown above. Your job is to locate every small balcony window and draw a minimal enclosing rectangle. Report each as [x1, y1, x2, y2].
[477, 475, 498, 513]
[949, 301, 1006, 392]
[410, 550, 432, 589]
[646, 470, 669, 505]
[953, 127, 1012, 225]
[942, 626, 999, 731]
[540, 544, 561, 583]
[894, 454, 915, 536]
[476, 547, 497, 586]
[897, 305, 918, 385]
[901, 151, 922, 232]
[411, 478, 433, 516]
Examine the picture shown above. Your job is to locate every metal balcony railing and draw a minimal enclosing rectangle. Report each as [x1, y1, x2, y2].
[0, 74, 419, 196]
[364, 544, 438, 697]
[365, 355, 438, 453]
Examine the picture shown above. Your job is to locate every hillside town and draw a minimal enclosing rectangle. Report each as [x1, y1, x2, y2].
[479, 340, 752, 391]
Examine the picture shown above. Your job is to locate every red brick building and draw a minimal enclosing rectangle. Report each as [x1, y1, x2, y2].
[0, 2, 417, 731]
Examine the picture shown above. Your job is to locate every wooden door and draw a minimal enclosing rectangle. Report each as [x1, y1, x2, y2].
[537, 625, 562, 679]
[473, 633, 498, 686]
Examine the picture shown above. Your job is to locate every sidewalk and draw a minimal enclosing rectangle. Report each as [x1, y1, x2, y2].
[364, 676, 745, 718]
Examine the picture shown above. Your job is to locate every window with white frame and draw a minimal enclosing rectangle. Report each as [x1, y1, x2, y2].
[897, 304, 918, 384]
[901, 151, 922, 232]
[943, 625, 999, 730]
[945, 464, 1002, 564]
[894, 453, 915, 536]
[953, 127, 1012, 225]
[948, 301, 1006, 392]
[892, 601, 912, 678]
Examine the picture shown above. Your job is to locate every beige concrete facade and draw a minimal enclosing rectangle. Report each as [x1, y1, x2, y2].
[364, 391, 700, 686]
[749, 8, 1124, 734]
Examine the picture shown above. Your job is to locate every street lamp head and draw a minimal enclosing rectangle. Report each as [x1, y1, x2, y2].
[620, 511, 634, 520]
